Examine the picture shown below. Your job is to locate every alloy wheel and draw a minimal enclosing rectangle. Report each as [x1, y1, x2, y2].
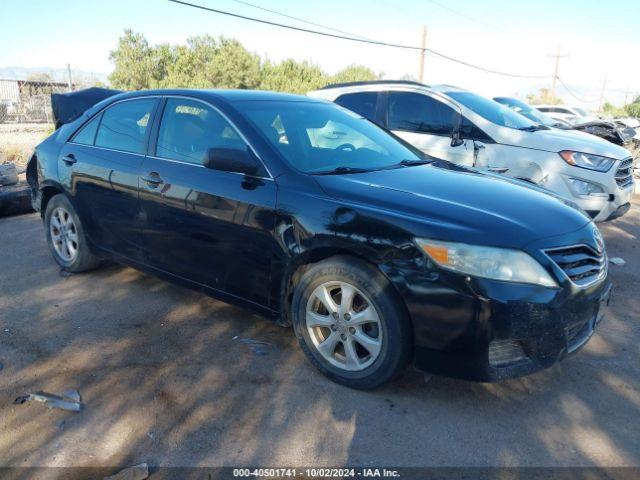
[50, 207, 79, 262]
[305, 281, 383, 371]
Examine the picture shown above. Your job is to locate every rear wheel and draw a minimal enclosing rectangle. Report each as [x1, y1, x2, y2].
[292, 256, 412, 389]
[44, 194, 100, 272]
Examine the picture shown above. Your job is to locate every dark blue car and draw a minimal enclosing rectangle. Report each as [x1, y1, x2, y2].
[27, 89, 611, 389]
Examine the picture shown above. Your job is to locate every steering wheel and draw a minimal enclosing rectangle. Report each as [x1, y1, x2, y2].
[336, 143, 356, 152]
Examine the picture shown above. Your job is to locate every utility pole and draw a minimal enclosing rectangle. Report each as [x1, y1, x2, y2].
[418, 25, 427, 83]
[598, 73, 608, 113]
[67, 64, 73, 92]
[548, 45, 569, 101]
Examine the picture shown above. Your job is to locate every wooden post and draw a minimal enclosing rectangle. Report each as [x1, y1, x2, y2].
[419, 25, 427, 83]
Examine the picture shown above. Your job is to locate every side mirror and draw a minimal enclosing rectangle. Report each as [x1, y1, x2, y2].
[450, 113, 464, 147]
[450, 131, 464, 147]
[204, 147, 259, 175]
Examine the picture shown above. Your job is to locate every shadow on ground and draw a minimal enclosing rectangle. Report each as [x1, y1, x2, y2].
[0, 200, 639, 477]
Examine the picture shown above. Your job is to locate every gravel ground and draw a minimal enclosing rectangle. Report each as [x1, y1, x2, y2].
[0, 198, 639, 475]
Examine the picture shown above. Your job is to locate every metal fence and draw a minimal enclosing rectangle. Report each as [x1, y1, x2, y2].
[0, 79, 72, 124]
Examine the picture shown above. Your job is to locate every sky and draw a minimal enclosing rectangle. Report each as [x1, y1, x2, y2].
[1, 0, 639, 110]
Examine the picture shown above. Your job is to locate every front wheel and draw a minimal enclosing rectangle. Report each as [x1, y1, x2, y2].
[44, 194, 100, 272]
[292, 256, 412, 389]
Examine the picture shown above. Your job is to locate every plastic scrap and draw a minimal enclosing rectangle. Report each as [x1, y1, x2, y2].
[14, 389, 83, 412]
[104, 463, 149, 480]
[233, 336, 273, 356]
[609, 257, 626, 266]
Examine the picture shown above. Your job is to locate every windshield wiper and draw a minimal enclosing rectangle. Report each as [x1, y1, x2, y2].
[313, 166, 373, 175]
[398, 158, 434, 167]
[518, 124, 548, 132]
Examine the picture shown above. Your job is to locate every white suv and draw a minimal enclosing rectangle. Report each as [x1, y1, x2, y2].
[535, 105, 598, 126]
[309, 81, 634, 222]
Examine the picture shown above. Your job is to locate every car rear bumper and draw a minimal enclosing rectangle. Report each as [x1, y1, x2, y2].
[382, 252, 612, 382]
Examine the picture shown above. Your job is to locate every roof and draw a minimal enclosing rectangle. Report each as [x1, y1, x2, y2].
[315, 80, 467, 95]
[109, 88, 322, 104]
[319, 80, 429, 90]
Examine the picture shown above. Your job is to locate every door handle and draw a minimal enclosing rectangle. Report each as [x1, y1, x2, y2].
[62, 154, 77, 166]
[141, 172, 164, 188]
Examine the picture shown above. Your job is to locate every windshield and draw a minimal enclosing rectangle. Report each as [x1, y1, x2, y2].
[493, 97, 558, 127]
[447, 91, 536, 130]
[574, 107, 589, 117]
[238, 101, 423, 174]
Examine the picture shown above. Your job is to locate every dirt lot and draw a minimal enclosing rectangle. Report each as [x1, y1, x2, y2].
[1, 198, 639, 474]
[0, 123, 52, 169]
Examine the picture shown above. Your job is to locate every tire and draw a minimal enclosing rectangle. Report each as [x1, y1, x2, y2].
[44, 194, 100, 272]
[292, 255, 412, 389]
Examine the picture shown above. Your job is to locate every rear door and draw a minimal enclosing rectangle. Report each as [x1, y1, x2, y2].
[59, 97, 158, 260]
[138, 96, 277, 306]
[382, 91, 475, 165]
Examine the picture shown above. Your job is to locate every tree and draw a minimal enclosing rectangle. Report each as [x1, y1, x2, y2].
[330, 64, 379, 84]
[108, 29, 157, 90]
[526, 87, 562, 105]
[259, 59, 326, 94]
[602, 102, 625, 117]
[108, 30, 378, 94]
[626, 102, 640, 118]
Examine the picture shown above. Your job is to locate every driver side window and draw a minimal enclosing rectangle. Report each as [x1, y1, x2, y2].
[156, 98, 247, 165]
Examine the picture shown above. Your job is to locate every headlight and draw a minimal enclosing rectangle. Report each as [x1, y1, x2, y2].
[415, 238, 557, 287]
[566, 177, 607, 197]
[559, 151, 615, 172]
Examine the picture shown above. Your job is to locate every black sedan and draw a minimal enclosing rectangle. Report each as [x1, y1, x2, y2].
[27, 89, 611, 389]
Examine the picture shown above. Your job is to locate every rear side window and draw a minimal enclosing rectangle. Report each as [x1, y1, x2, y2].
[72, 114, 101, 145]
[387, 92, 457, 135]
[335, 92, 378, 121]
[95, 99, 155, 154]
[156, 98, 248, 165]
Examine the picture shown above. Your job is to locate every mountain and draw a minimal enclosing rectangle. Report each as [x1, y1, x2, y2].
[0, 66, 108, 85]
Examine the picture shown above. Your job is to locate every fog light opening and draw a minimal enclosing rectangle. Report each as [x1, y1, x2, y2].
[489, 339, 528, 367]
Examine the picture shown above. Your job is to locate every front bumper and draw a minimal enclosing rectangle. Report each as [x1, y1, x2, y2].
[381, 225, 612, 382]
[542, 160, 634, 223]
[408, 277, 611, 382]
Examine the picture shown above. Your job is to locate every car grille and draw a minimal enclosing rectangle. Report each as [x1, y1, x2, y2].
[615, 157, 633, 188]
[545, 245, 607, 287]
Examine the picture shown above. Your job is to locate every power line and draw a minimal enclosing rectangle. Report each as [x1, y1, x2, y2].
[424, 0, 505, 33]
[226, 0, 371, 41]
[556, 76, 599, 104]
[168, 0, 552, 79]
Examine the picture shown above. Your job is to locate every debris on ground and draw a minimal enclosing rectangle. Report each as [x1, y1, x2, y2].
[14, 389, 83, 412]
[0, 163, 19, 186]
[609, 257, 626, 266]
[0, 182, 33, 217]
[104, 463, 149, 480]
[233, 336, 273, 356]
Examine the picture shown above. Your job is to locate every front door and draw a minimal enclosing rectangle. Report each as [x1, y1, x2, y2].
[385, 91, 475, 166]
[139, 97, 277, 306]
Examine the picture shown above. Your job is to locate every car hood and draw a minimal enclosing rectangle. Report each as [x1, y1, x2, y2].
[314, 162, 592, 249]
[495, 125, 632, 159]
